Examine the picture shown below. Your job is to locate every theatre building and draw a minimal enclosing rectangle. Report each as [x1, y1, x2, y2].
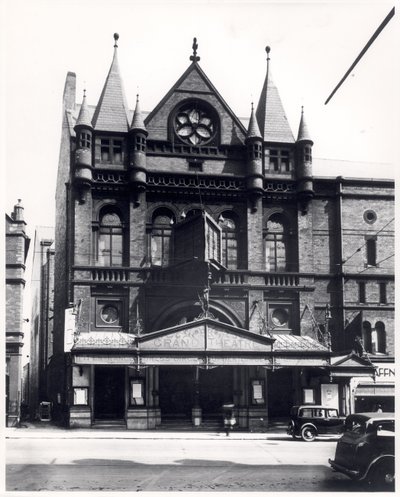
[49, 35, 394, 429]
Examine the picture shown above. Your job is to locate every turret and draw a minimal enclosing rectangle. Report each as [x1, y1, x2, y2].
[73, 89, 93, 200]
[245, 103, 263, 211]
[296, 106, 314, 212]
[129, 94, 148, 205]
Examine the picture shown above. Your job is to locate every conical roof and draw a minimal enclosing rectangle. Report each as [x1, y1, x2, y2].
[296, 106, 313, 143]
[246, 103, 262, 140]
[91, 34, 130, 132]
[255, 47, 294, 143]
[75, 91, 92, 128]
[130, 94, 147, 132]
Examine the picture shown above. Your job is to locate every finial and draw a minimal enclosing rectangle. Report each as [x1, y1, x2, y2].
[301, 105, 304, 114]
[251, 101, 254, 112]
[190, 37, 200, 62]
[266, 46, 271, 60]
[83, 88, 86, 98]
[136, 93, 139, 104]
[114, 33, 119, 48]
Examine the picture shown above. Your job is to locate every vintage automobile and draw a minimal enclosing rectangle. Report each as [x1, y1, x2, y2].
[287, 405, 346, 441]
[329, 412, 395, 489]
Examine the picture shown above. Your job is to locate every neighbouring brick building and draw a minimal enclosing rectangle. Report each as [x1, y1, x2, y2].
[5, 200, 30, 426]
[28, 227, 55, 420]
[49, 35, 394, 429]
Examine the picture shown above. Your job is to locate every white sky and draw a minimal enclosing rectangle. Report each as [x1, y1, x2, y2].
[2, 0, 398, 231]
[1, 0, 398, 356]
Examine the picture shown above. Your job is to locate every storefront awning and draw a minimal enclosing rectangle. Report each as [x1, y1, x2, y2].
[355, 384, 394, 396]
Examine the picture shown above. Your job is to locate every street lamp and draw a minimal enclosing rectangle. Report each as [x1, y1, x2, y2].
[325, 304, 332, 350]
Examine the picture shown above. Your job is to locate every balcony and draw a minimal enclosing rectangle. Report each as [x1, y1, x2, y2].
[73, 266, 310, 291]
[264, 273, 299, 287]
[214, 270, 302, 288]
[91, 268, 130, 282]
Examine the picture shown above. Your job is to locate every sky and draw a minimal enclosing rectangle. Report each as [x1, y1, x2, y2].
[1, 0, 398, 354]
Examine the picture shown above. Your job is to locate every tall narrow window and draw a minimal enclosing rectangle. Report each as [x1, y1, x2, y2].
[375, 322, 386, 354]
[362, 321, 372, 354]
[219, 213, 239, 269]
[97, 210, 123, 266]
[151, 209, 174, 266]
[358, 282, 366, 304]
[366, 237, 377, 266]
[379, 282, 387, 304]
[265, 214, 289, 272]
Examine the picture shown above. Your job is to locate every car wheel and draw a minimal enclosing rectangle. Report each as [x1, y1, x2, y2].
[369, 460, 395, 490]
[301, 425, 316, 442]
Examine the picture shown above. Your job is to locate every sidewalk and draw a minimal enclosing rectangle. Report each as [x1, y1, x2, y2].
[5, 421, 288, 440]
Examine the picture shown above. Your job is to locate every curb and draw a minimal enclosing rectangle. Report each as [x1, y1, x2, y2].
[5, 425, 287, 440]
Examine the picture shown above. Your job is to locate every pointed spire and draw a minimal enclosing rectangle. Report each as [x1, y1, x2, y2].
[296, 106, 313, 143]
[75, 89, 92, 128]
[246, 102, 262, 139]
[255, 46, 294, 143]
[91, 33, 130, 132]
[130, 94, 147, 132]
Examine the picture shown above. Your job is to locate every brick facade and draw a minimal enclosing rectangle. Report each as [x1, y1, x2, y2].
[5, 201, 30, 426]
[49, 38, 394, 429]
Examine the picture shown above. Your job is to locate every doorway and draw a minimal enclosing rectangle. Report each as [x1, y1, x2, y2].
[267, 368, 293, 418]
[199, 367, 233, 419]
[159, 367, 194, 419]
[94, 367, 125, 420]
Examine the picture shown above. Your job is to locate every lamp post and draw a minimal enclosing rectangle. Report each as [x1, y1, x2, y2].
[325, 304, 332, 350]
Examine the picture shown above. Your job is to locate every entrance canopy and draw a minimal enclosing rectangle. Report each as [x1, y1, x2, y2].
[72, 318, 332, 368]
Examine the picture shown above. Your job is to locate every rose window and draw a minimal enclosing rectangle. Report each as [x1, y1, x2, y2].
[100, 305, 119, 324]
[271, 308, 289, 327]
[175, 104, 215, 145]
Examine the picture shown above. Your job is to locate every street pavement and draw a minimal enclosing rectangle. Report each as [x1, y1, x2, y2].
[4, 422, 371, 492]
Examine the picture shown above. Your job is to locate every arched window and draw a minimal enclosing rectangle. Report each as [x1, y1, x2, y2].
[96, 209, 124, 266]
[362, 321, 372, 353]
[265, 214, 289, 272]
[185, 208, 203, 219]
[151, 208, 174, 266]
[219, 212, 239, 269]
[375, 321, 386, 354]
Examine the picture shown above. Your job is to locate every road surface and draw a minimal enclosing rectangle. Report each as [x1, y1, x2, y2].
[6, 433, 374, 492]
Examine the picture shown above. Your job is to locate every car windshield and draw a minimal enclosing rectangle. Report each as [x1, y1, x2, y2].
[327, 409, 338, 418]
[298, 408, 329, 418]
[344, 418, 366, 434]
[375, 420, 395, 433]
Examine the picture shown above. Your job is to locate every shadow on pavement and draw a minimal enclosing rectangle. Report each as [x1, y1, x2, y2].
[7, 460, 379, 492]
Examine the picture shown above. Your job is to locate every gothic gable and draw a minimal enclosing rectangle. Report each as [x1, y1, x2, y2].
[138, 317, 274, 353]
[144, 63, 246, 146]
[330, 353, 376, 378]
